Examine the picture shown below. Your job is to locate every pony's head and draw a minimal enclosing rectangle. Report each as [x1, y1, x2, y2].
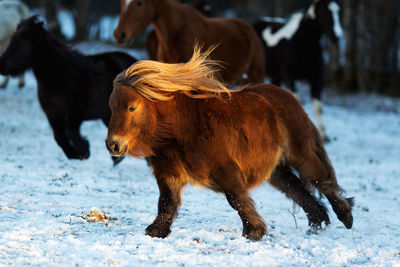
[114, 0, 156, 44]
[307, 0, 343, 43]
[0, 15, 43, 76]
[106, 46, 229, 157]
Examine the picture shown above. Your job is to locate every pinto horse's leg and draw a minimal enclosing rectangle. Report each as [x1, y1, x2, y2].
[268, 164, 330, 229]
[145, 176, 185, 238]
[225, 192, 267, 240]
[287, 79, 299, 100]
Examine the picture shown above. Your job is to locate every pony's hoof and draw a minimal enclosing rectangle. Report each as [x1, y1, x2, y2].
[307, 207, 330, 230]
[339, 213, 353, 229]
[78, 151, 90, 160]
[243, 224, 267, 241]
[145, 223, 171, 238]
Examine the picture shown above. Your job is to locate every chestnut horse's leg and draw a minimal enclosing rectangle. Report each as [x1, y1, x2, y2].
[268, 164, 330, 229]
[145, 176, 185, 238]
[247, 40, 266, 84]
[213, 163, 266, 240]
[225, 192, 267, 240]
[293, 136, 353, 229]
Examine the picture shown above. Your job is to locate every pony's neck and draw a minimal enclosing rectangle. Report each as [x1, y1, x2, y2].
[32, 29, 88, 82]
[151, 0, 187, 61]
[154, 96, 199, 143]
[296, 17, 322, 44]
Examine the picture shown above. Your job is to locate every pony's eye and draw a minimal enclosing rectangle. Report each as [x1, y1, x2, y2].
[128, 106, 136, 112]
[136, 1, 142, 6]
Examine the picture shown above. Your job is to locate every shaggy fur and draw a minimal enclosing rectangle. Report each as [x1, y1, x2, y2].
[106, 48, 353, 240]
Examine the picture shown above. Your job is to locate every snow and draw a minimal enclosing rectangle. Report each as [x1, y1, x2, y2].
[1, 48, 400, 265]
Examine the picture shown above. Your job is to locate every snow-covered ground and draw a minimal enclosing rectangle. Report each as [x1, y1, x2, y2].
[0, 54, 400, 266]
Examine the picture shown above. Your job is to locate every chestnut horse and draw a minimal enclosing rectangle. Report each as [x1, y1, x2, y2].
[114, 0, 265, 85]
[106, 48, 353, 240]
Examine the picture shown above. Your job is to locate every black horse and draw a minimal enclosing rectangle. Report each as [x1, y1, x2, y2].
[254, 0, 343, 141]
[0, 16, 137, 162]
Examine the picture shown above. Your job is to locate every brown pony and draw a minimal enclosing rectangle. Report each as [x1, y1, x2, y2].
[114, 0, 265, 85]
[106, 48, 353, 240]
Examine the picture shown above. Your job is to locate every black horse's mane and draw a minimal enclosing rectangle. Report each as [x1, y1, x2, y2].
[20, 16, 96, 72]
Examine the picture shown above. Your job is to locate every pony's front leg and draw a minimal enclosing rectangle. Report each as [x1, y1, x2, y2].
[146, 176, 185, 238]
[225, 192, 267, 240]
[47, 114, 83, 159]
[0, 76, 9, 88]
[65, 119, 89, 160]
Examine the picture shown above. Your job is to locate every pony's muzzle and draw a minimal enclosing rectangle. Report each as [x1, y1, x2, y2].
[106, 136, 128, 157]
[114, 28, 127, 44]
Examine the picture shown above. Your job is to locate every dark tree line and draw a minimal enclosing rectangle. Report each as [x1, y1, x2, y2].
[23, 0, 400, 96]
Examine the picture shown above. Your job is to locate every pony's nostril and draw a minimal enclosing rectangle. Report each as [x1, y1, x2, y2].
[112, 143, 120, 153]
[120, 32, 126, 41]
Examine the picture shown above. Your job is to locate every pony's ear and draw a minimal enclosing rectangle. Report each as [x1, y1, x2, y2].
[33, 16, 44, 27]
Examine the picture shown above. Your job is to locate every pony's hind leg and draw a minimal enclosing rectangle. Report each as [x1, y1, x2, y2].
[225, 192, 267, 240]
[293, 140, 353, 229]
[268, 164, 330, 229]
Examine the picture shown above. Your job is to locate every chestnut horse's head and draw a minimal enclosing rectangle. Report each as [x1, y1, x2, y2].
[106, 46, 229, 158]
[114, 0, 155, 44]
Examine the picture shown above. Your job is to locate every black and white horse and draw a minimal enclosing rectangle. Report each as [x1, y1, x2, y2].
[254, 0, 343, 141]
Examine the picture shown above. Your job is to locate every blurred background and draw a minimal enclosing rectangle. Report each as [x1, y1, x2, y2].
[21, 0, 400, 97]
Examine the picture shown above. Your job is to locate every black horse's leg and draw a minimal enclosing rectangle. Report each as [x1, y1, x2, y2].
[47, 114, 82, 159]
[18, 73, 25, 88]
[65, 118, 89, 159]
[0, 76, 9, 89]
[145, 176, 185, 238]
[268, 165, 330, 229]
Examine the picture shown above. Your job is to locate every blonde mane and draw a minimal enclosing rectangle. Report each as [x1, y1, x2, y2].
[117, 46, 231, 101]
